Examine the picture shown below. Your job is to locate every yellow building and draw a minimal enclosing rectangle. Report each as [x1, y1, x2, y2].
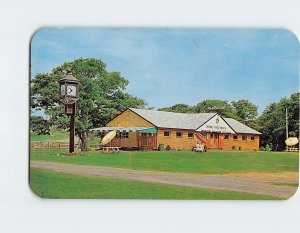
[92, 108, 261, 151]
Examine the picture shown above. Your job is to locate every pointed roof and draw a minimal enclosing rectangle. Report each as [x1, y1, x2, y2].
[224, 118, 261, 135]
[128, 108, 261, 134]
[129, 108, 216, 130]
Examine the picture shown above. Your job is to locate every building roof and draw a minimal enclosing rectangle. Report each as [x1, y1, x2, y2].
[224, 118, 261, 135]
[91, 126, 157, 133]
[130, 108, 216, 130]
[129, 108, 261, 135]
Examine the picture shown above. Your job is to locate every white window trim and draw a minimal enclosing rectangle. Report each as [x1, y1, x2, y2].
[176, 132, 183, 138]
[188, 132, 194, 139]
[164, 131, 170, 137]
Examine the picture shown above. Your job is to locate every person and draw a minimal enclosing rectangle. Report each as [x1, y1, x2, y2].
[195, 141, 204, 152]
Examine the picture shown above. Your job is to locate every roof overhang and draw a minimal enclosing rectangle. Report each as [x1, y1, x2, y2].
[90, 127, 157, 134]
[196, 114, 236, 134]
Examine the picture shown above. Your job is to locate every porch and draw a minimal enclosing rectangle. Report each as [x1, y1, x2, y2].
[91, 127, 158, 150]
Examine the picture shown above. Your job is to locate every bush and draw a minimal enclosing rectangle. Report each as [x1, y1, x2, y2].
[30, 116, 50, 135]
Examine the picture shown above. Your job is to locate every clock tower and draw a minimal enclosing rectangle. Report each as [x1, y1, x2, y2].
[58, 73, 80, 153]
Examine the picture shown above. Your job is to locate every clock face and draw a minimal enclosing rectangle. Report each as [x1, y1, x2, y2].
[60, 85, 65, 96]
[67, 85, 77, 96]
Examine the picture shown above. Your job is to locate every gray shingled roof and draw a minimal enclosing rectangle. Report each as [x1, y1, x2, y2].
[224, 118, 261, 135]
[129, 108, 261, 135]
[130, 108, 216, 130]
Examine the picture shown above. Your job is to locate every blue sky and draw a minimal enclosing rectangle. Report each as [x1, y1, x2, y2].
[31, 28, 299, 114]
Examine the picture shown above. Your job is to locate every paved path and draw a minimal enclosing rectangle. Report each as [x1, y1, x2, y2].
[30, 161, 298, 199]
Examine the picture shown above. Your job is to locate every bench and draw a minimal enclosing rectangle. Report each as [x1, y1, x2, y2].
[102, 147, 121, 153]
[285, 147, 299, 152]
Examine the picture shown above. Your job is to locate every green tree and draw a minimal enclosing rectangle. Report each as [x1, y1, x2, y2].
[31, 58, 145, 150]
[30, 116, 51, 135]
[258, 93, 299, 151]
[232, 99, 258, 128]
[158, 104, 195, 113]
[195, 100, 237, 118]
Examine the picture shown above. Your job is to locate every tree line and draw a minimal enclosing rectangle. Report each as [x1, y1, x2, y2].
[158, 94, 299, 151]
[31, 58, 299, 151]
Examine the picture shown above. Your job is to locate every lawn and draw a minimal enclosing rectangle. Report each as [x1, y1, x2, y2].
[29, 168, 281, 200]
[30, 131, 100, 148]
[30, 130, 69, 141]
[30, 149, 299, 174]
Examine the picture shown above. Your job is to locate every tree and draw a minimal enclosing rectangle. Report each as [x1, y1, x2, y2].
[257, 93, 299, 151]
[232, 99, 258, 128]
[30, 116, 51, 135]
[195, 100, 238, 119]
[31, 58, 146, 150]
[158, 104, 195, 113]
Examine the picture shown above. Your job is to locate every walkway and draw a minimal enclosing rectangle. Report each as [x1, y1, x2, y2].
[30, 160, 298, 199]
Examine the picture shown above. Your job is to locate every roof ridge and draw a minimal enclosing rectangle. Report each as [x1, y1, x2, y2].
[129, 108, 217, 115]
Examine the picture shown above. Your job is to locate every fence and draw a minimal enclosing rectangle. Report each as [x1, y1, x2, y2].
[30, 141, 78, 149]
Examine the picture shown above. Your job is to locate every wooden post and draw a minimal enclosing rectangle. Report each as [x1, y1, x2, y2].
[69, 103, 76, 153]
[286, 108, 289, 140]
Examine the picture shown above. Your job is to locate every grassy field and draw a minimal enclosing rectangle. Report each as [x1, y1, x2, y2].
[30, 168, 281, 199]
[30, 130, 69, 141]
[30, 149, 299, 174]
[30, 131, 100, 147]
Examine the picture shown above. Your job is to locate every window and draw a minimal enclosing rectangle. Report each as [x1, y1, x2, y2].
[224, 134, 229, 140]
[116, 132, 129, 138]
[251, 136, 255, 142]
[242, 135, 247, 141]
[176, 132, 182, 138]
[164, 131, 170, 137]
[188, 132, 194, 138]
[233, 135, 238, 141]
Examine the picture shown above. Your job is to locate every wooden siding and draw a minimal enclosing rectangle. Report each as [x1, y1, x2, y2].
[108, 132, 138, 148]
[106, 109, 154, 127]
[157, 129, 198, 150]
[105, 109, 260, 151]
[222, 134, 260, 151]
[157, 130, 259, 151]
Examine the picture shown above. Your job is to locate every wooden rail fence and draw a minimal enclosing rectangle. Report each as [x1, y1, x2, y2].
[30, 141, 79, 149]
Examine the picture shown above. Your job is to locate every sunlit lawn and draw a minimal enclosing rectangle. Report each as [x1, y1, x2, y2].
[30, 168, 281, 200]
[30, 149, 299, 174]
[30, 130, 69, 141]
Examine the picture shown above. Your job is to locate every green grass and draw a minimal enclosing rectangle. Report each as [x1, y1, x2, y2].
[31, 130, 69, 141]
[270, 182, 299, 187]
[29, 168, 281, 199]
[30, 131, 99, 147]
[30, 149, 299, 174]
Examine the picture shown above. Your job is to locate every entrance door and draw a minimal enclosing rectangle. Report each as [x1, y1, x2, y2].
[141, 133, 152, 147]
[209, 133, 219, 148]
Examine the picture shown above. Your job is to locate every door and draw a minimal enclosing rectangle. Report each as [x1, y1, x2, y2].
[141, 133, 152, 147]
[209, 133, 219, 148]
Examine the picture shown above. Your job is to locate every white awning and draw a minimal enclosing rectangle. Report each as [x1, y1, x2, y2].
[90, 127, 157, 133]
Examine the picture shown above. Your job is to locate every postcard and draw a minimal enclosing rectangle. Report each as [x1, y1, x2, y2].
[30, 28, 299, 199]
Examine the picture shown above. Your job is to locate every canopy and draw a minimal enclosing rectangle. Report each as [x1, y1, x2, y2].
[90, 126, 157, 134]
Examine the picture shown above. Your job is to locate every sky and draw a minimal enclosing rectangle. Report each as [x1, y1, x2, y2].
[31, 28, 299, 115]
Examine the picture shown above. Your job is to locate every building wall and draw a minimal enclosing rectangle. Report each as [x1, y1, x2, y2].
[106, 109, 154, 127]
[222, 134, 260, 151]
[105, 109, 260, 151]
[109, 132, 138, 148]
[157, 130, 259, 151]
[157, 128, 198, 150]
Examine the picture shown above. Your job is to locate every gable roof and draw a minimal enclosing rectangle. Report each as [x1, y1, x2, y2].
[129, 108, 216, 130]
[128, 108, 261, 135]
[224, 118, 261, 135]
